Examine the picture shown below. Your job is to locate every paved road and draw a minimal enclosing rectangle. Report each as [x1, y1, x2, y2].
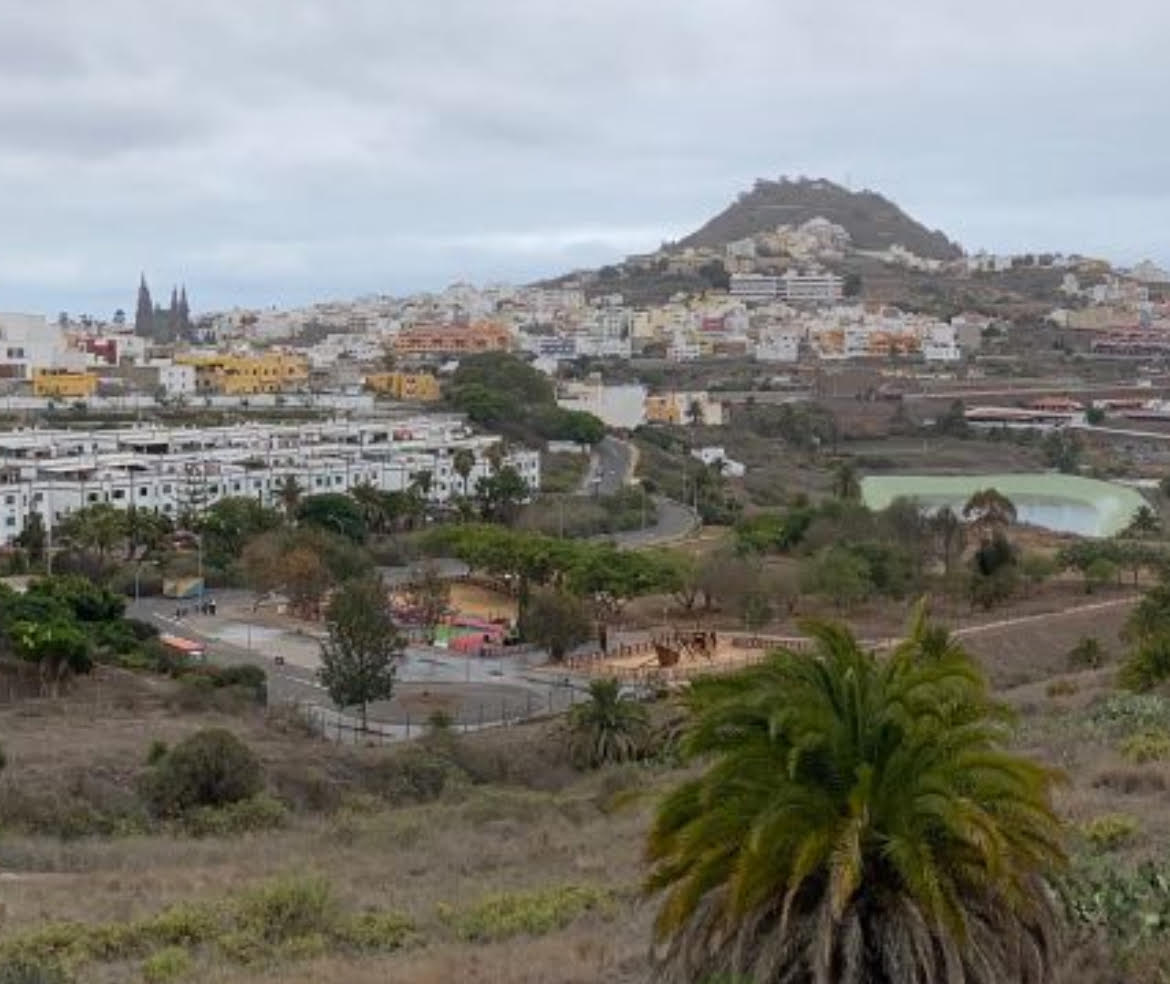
[594, 435, 634, 496]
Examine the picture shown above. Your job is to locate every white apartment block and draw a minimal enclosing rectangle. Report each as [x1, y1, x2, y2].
[729, 274, 781, 300]
[0, 418, 539, 544]
[0, 313, 67, 380]
[756, 331, 801, 363]
[780, 269, 844, 303]
[923, 324, 962, 362]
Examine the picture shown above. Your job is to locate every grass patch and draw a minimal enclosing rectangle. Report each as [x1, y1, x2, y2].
[1119, 730, 1170, 765]
[0, 875, 417, 976]
[1081, 813, 1141, 851]
[440, 884, 617, 942]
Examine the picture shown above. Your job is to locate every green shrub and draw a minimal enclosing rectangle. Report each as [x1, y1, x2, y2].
[0, 956, 70, 984]
[1087, 692, 1170, 737]
[1081, 813, 1141, 851]
[441, 885, 615, 942]
[1119, 730, 1170, 764]
[141, 946, 192, 983]
[1067, 636, 1105, 670]
[1119, 636, 1170, 692]
[235, 876, 336, 942]
[331, 911, 417, 951]
[182, 794, 288, 837]
[214, 930, 267, 966]
[141, 729, 262, 818]
[146, 740, 169, 765]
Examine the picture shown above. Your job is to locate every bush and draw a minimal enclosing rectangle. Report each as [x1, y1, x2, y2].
[1081, 813, 1141, 851]
[1119, 730, 1170, 765]
[0, 957, 70, 984]
[235, 876, 336, 942]
[1119, 636, 1170, 692]
[141, 729, 263, 818]
[182, 794, 288, 838]
[146, 740, 169, 765]
[1068, 636, 1106, 670]
[1088, 692, 1170, 737]
[441, 885, 616, 942]
[141, 947, 192, 983]
[331, 911, 417, 951]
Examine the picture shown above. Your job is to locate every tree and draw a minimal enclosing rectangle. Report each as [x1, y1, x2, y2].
[931, 505, 966, 579]
[9, 617, 91, 696]
[646, 620, 1065, 984]
[1020, 552, 1058, 595]
[476, 466, 529, 525]
[242, 527, 371, 618]
[1083, 556, 1118, 594]
[405, 561, 450, 642]
[134, 273, 154, 338]
[57, 503, 129, 563]
[801, 545, 871, 611]
[142, 728, 261, 817]
[1085, 405, 1106, 425]
[452, 448, 477, 497]
[830, 460, 860, 501]
[933, 399, 970, 437]
[969, 531, 1019, 609]
[318, 576, 403, 730]
[296, 493, 367, 543]
[199, 497, 282, 570]
[16, 510, 46, 565]
[963, 487, 1017, 533]
[565, 678, 648, 769]
[520, 587, 592, 661]
[350, 481, 390, 535]
[275, 475, 304, 518]
[1125, 505, 1161, 539]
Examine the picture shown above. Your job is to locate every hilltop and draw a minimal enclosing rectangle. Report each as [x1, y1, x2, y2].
[678, 177, 962, 259]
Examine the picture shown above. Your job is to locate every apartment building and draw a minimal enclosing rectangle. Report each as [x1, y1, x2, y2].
[644, 391, 724, 426]
[392, 323, 512, 355]
[0, 418, 540, 543]
[31, 368, 99, 399]
[363, 371, 441, 401]
[175, 352, 309, 395]
[0, 313, 67, 380]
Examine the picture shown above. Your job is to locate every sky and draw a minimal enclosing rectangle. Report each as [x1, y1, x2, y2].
[2, 0, 1168, 316]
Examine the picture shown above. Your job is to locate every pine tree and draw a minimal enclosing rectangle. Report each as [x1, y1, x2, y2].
[134, 275, 154, 338]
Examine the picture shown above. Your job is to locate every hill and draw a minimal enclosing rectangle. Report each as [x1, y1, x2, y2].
[678, 177, 963, 260]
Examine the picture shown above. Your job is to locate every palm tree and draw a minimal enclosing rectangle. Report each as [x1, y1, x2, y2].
[452, 448, 477, 496]
[350, 481, 387, 535]
[963, 487, 1017, 535]
[931, 505, 966, 578]
[566, 678, 649, 769]
[646, 619, 1065, 984]
[830, 461, 861, 501]
[276, 474, 303, 519]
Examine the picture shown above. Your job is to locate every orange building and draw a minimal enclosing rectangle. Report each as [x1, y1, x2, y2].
[392, 323, 512, 355]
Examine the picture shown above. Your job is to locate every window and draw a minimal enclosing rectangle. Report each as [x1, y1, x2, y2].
[112, 489, 125, 500]
[88, 492, 99, 503]
[162, 484, 172, 493]
[3, 495, 12, 505]
[5, 517, 13, 527]
[140, 487, 148, 497]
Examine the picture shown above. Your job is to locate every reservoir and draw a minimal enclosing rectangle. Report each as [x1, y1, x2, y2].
[860, 473, 1147, 538]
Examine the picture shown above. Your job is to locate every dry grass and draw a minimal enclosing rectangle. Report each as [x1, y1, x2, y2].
[1, 604, 1167, 981]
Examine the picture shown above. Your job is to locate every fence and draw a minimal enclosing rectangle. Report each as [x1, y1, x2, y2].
[292, 681, 585, 746]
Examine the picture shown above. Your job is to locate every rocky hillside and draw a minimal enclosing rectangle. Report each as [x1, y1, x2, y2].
[679, 177, 963, 260]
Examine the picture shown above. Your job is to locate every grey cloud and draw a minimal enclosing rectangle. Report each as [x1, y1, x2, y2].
[0, 0, 1167, 313]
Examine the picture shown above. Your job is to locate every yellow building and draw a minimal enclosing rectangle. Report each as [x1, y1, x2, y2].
[176, 352, 309, 395]
[32, 368, 99, 398]
[363, 371, 441, 402]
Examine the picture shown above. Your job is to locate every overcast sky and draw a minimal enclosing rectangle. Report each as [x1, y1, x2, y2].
[2, 0, 1167, 316]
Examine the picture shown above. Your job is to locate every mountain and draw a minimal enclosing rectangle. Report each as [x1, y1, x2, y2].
[677, 177, 963, 260]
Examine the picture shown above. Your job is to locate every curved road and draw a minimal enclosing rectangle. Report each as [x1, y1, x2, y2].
[583, 436, 697, 548]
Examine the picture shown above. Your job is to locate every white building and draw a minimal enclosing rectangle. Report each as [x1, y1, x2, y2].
[922, 324, 962, 362]
[756, 331, 801, 363]
[0, 418, 539, 544]
[780, 269, 844, 304]
[557, 378, 647, 430]
[691, 446, 745, 478]
[0, 313, 67, 380]
[729, 274, 781, 300]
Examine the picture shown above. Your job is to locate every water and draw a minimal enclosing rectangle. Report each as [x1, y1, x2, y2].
[861, 474, 1146, 538]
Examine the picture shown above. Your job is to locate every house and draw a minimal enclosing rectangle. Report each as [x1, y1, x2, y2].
[691, 446, 745, 477]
